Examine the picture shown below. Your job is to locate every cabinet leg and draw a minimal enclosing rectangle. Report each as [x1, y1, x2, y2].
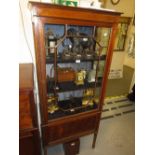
[92, 133, 97, 149]
[44, 146, 47, 155]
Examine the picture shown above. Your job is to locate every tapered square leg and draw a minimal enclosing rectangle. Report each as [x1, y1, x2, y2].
[92, 133, 97, 148]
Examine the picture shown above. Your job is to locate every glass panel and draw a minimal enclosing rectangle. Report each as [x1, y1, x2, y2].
[67, 25, 94, 36]
[44, 24, 111, 120]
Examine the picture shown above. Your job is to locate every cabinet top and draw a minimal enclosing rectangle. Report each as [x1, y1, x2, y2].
[29, 2, 122, 24]
[19, 63, 33, 91]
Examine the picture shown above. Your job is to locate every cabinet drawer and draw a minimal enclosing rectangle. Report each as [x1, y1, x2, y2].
[43, 113, 100, 145]
[19, 93, 33, 129]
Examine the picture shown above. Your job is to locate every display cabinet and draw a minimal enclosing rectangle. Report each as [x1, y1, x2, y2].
[29, 2, 121, 154]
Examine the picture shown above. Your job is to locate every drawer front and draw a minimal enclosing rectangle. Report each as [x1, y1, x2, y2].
[19, 93, 33, 129]
[43, 113, 100, 144]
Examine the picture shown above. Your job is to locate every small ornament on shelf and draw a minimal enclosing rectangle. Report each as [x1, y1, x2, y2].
[75, 69, 86, 85]
[45, 28, 57, 56]
[83, 88, 94, 97]
[62, 44, 73, 60]
[47, 96, 59, 114]
[82, 98, 94, 106]
[79, 0, 103, 9]
[87, 70, 96, 83]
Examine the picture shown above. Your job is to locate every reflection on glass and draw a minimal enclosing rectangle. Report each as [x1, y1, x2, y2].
[95, 27, 111, 56]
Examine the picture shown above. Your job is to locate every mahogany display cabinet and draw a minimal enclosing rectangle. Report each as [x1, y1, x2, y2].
[29, 2, 121, 154]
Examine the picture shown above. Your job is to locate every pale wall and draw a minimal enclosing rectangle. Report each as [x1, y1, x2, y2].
[19, 0, 38, 63]
[105, 0, 134, 17]
[104, 0, 135, 70]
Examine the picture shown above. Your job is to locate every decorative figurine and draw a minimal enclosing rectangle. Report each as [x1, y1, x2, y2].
[83, 88, 94, 97]
[47, 96, 59, 114]
[80, 36, 94, 58]
[45, 28, 57, 56]
[62, 44, 73, 60]
[93, 97, 99, 104]
[67, 28, 95, 59]
[82, 98, 94, 106]
[75, 69, 86, 85]
[67, 28, 83, 58]
[87, 69, 96, 83]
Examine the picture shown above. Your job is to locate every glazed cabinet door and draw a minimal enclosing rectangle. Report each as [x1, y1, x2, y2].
[44, 23, 112, 121]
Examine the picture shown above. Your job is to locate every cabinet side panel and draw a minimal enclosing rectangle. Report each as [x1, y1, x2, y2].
[19, 93, 33, 129]
[32, 17, 48, 124]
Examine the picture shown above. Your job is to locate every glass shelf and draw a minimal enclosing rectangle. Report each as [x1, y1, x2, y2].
[47, 79, 102, 94]
[48, 97, 98, 120]
[46, 54, 106, 64]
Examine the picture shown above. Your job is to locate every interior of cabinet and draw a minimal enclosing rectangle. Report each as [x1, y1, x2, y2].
[44, 24, 112, 120]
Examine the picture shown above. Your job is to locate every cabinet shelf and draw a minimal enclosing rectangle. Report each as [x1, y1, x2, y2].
[48, 97, 98, 120]
[66, 35, 94, 38]
[47, 79, 102, 94]
[46, 54, 106, 64]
